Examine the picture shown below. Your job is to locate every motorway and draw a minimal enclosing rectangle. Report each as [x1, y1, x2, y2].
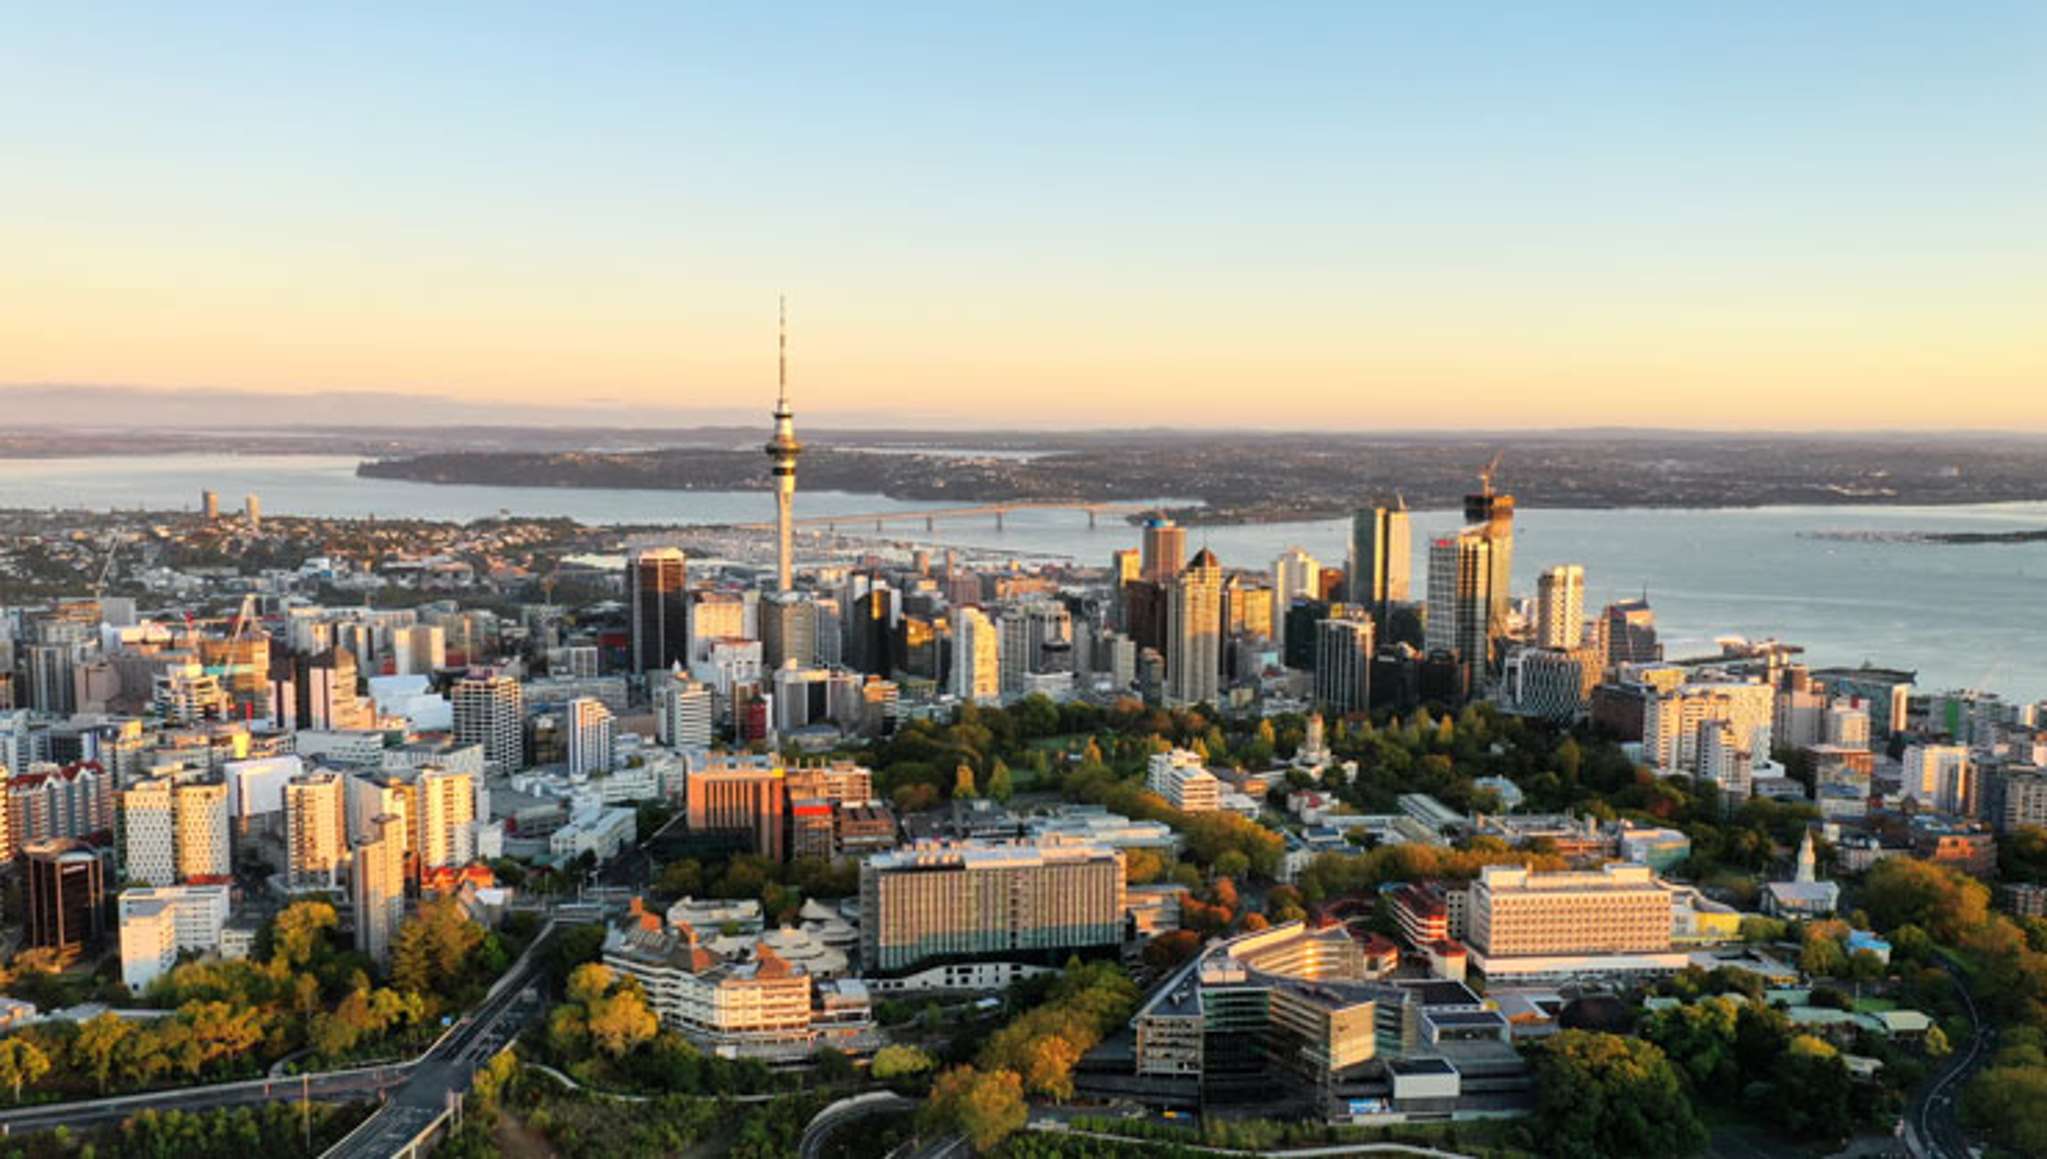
[0, 1064, 407, 1138]
[798, 1092, 920, 1159]
[1909, 963, 1993, 1159]
[322, 922, 557, 1158]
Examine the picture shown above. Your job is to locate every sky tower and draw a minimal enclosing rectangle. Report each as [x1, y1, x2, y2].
[765, 297, 802, 592]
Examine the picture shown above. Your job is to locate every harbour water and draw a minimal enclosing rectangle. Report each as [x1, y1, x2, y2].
[2, 453, 2042, 702]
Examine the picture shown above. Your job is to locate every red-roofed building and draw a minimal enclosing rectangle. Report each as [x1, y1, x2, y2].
[6, 761, 114, 861]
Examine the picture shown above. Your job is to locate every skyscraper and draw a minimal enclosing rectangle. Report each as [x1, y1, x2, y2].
[452, 673, 523, 773]
[1463, 477, 1515, 637]
[1601, 599, 1661, 667]
[566, 697, 616, 776]
[1141, 518, 1186, 584]
[1272, 546, 1320, 658]
[1166, 548, 1222, 706]
[629, 548, 689, 675]
[284, 772, 347, 889]
[1347, 504, 1411, 613]
[657, 674, 715, 749]
[1314, 614, 1375, 715]
[23, 838, 104, 959]
[416, 766, 479, 871]
[1535, 565, 1586, 650]
[951, 606, 1001, 705]
[1425, 528, 1493, 691]
[684, 753, 786, 860]
[352, 813, 406, 964]
[765, 298, 803, 593]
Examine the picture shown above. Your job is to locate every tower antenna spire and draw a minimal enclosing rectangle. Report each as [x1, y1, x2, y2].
[777, 294, 788, 407]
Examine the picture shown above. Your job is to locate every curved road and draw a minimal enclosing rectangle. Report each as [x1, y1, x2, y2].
[1909, 960, 1992, 1159]
[799, 1092, 920, 1159]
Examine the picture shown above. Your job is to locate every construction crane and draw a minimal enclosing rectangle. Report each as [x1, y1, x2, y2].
[1478, 452, 1503, 497]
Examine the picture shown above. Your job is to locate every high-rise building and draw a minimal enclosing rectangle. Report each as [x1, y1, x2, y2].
[566, 697, 616, 776]
[284, 772, 348, 889]
[1347, 504, 1411, 613]
[392, 624, 447, 676]
[1140, 518, 1187, 584]
[243, 493, 261, 531]
[416, 766, 478, 871]
[765, 298, 803, 593]
[1272, 547, 1320, 658]
[452, 673, 523, 773]
[858, 839, 1125, 974]
[1601, 600, 1661, 667]
[23, 838, 105, 959]
[1903, 744, 1973, 815]
[352, 813, 406, 964]
[1642, 682, 1775, 773]
[7, 760, 114, 861]
[1463, 482, 1515, 635]
[172, 781, 230, 881]
[201, 490, 220, 520]
[684, 752, 787, 860]
[120, 777, 178, 887]
[657, 674, 715, 749]
[951, 606, 1001, 705]
[1313, 614, 1375, 715]
[1424, 528, 1492, 690]
[760, 593, 817, 670]
[1111, 548, 1141, 587]
[1466, 863, 1672, 962]
[1166, 548, 1222, 707]
[1535, 565, 1585, 650]
[630, 548, 690, 675]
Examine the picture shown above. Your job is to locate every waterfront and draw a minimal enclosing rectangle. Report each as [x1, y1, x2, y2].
[3, 454, 2042, 702]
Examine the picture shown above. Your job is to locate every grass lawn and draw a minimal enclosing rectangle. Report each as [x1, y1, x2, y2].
[1853, 997, 1898, 1013]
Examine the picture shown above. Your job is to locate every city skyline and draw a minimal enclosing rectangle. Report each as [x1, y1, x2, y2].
[5, 4, 2045, 428]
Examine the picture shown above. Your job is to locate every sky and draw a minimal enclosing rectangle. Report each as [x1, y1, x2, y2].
[2, 3, 2043, 430]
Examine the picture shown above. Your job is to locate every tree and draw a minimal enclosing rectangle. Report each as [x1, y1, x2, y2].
[0, 1037, 50, 1103]
[1924, 1024, 1953, 1059]
[586, 987, 659, 1057]
[1800, 935, 1847, 978]
[270, 901, 339, 968]
[1529, 1031, 1706, 1159]
[953, 762, 979, 799]
[73, 1013, 137, 1094]
[871, 1044, 935, 1080]
[925, 1066, 1028, 1153]
[987, 760, 1014, 804]
[1020, 1035, 1082, 1101]
[1142, 930, 1203, 972]
[391, 898, 486, 997]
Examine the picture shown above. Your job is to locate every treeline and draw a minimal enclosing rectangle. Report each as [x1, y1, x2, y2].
[0, 1100, 373, 1159]
[0, 898, 514, 1103]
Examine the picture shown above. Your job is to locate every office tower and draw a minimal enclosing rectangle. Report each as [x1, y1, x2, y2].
[846, 586, 897, 675]
[1466, 863, 1671, 960]
[689, 591, 748, 658]
[1535, 565, 1586, 650]
[1121, 580, 1168, 654]
[1698, 721, 1753, 805]
[416, 766, 478, 870]
[1825, 701, 1872, 749]
[1273, 547, 1320, 658]
[951, 606, 1001, 705]
[683, 753, 786, 860]
[858, 839, 1125, 973]
[629, 548, 690, 676]
[657, 674, 715, 749]
[23, 838, 105, 958]
[1112, 548, 1141, 587]
[1146, 749, 1221, 813]
[760, 592, 817, 670]
[352, 813, 406, 964]
[452, 673, 523, 773]
[1140, 518, 1186, 584]
[173, 781, 230, 881]
[1221, 578, 1273, 641]
[1463, 476, 1515, 634]
[1601, 599, 1661, 667]
[765, 298, 803, 593]
[566, 697, 616, 776]
[1313, 614, 1375, 715]
[1166, 548, 1222, 707]
[1903, 744, 1973, 815]
[1424, 529, 1492, 689]
[1347, 504, 1411, 612]
[201, 490, 219, 520]
[1811, 667, 1915, 739]
[1504, 647, 1600, 722]
[23, 643, 78, 715]
[244, 494, 261, 531]
[392, 624, 447, 676]
[284, 772, 347, 888]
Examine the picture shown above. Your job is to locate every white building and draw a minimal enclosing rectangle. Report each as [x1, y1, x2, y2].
[550, 806, 636, 863]
[658, 675, 715, 749]
[452, 673, 524, 773]
[566, 697, 616, 776]
[1902, 744, 1972, 815]
[1146, 748, 1221, 814]
[417, 766, 479, 871]
[1643, 682, 1773, 774]
[118, 885, 230, 991]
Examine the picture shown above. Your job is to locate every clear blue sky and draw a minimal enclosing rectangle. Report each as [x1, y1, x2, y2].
[3, 2, 2042, 427]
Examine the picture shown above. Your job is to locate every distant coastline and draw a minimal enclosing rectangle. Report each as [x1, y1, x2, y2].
[1801, 527, 2047, 546]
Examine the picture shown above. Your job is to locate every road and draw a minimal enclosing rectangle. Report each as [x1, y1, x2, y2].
[798, 1092, 920, 1159]
[322, 921, 558, 1158]
[0, 1064, 408, 1138]
[1909, 961, 1993, 1159]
